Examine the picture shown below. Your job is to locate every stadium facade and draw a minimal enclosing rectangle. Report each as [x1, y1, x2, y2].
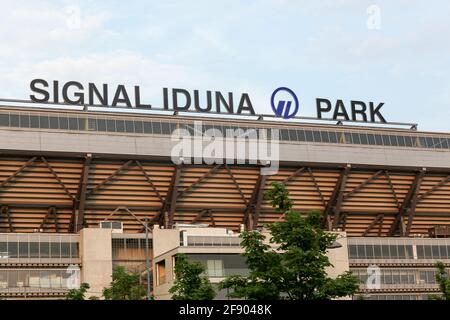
[1, 100, 450, 299]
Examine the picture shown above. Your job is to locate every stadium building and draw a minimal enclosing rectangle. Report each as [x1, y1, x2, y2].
[1, 99, 450, 299]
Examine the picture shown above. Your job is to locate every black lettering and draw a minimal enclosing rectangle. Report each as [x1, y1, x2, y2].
[53, 80, 59, 103]
[62, 81, 84, 104]
[30, 79, 49, 103]
[316, 98, 332, 119]
[351, 100, 367, 121]
[194, 90, 212, 112]
[135, 86, 151, 108]
[370, 102, 386, 123]
[237, 93, 255, 115]
[163, 88, 169, 110]
[88, 83, 108, 106]
[215, 92, 233, 113]
[333, 99, 350, 120]
[112, 85, 132, 108]
[172, 88, 191, 111]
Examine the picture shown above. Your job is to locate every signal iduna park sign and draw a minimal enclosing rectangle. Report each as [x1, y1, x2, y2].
[29, 79, 387, 124]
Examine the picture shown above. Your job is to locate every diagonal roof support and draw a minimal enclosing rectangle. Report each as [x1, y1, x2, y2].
[40, 157, 75, 201]
[0, 206, 13, 232]
[86, 160, 134, 196]
[343, 170, 383, 200]
[72, 154, 92, 232]
[331, 165, 351, 229]
[224, 165, 249, 206]
[0, 157, 37, 188]
[362, 213, 384, 236]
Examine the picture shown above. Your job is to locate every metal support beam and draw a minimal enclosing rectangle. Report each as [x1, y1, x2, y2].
[86, 160, 134, 196]
[282, 167, 306, 185]
[177, 164, 222, 199]
[135, 161, 164, 204]
[0, 206, 13, 232]
[330, 165, 351, 229]
[344, 170, 383, 200]
[224, 165, 249, 205]
[252, 174, 268, 230]
[164, 165, 182, 229]
[389, 169, 425, 236]
[40, 157, 75, 200]
[362, 214, 384, 236]
[307, 168, 327, 207]
[0, 157, 37, 189]
[40, 206, 59, 232]
[72, 155, 91, 232]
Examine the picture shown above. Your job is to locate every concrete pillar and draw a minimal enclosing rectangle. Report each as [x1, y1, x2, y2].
[79, 228, 113, 299]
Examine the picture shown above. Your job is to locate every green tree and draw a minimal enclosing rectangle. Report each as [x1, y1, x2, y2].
[102, 266, 146, 300]
[169, 253, 216, 300]
[429, 262, 450, 300]
[219, 182, 359, 300]
[65, 282, 90, 300]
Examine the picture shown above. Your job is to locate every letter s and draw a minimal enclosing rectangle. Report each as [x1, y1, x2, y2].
[30, 79, 50, 103]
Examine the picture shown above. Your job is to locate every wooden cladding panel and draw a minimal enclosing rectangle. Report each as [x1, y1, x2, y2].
[2, 155, 450, 235]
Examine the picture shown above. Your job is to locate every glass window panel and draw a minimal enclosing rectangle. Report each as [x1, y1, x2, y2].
[59, 117, 69, 129]
[389, 245, 398, 258]
[416, 245, 425, 259]
[381, 245, 390, 259]
[0, 114, 9, 126]
[351, 133, 361, 144]
[39, 115, 49, 128]
[440, 138, 449, 148]
[321, 131, 330, 143]
[161, 122, 171, 134]
[18, 242, 29, 259]
[280, 129, 289, 141]
[305, 130, 313, 142]
[374, 245, 382, 258]
[328, 131, 338, 143]
[106, 119, 116, 132]
[61, 243, 70, 258]
[349, 245, 357, 259]
[404, 136, 413, 147]
[30, 242, 39, 258]
[397, 136, 406, 146]
[374, 134, 383, 145]
[0, 242, 7, 256]
[344, 132, 352, 144]
[312, 131, 321, 142]
[116, 120, 125, 132]
[439, 246, 448, 259]
[288, 129, 297, 141]
[97, 119, 107, 131]
[367, 133, 375, 145]
[143, 121, 152, 134]
[134, 121, 143, 133]
[153, 121, 162, 134]
[87, 118, 96, 131]
[382, 135, 390, 146]
[51, 242, 61, 259]
[20, 114, 30, 128]
[125, 120, 135, 133]
[425, 137, 434, 148]
[40, 242, 50, 258]
[8, 242, 18, 258]
[10, 114, 20, 127]
[389, 136, 398, 146]
[49, 116, 59, 129]
[356, 245, 366, 258]
[365, 244, 374, 259]
[424, 245, 432, 259]
[432, 245, 440, 259]
[359, 133, 368, 145]
[68, 117, 78, 130]
[296, 129, 306, 141]
[30, 115, 39, 128]
[397, 245, 406, 259]
[405, 245, 414, 259]
[70, 243, 78, 258]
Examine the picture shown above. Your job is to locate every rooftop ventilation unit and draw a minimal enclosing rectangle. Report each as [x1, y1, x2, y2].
[99, 221, 123, 233]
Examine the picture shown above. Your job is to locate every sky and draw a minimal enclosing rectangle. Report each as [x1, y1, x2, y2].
[1, 0, 450, 132]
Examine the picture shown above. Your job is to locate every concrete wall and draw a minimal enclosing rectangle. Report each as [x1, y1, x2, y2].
[79, 228, 113, 299]
[1, 127, 450, 169]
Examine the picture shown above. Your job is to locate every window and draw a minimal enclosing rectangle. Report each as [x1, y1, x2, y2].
[59, 117, 69, 129]
[40, 115, 50, 128]
[125, 120, 135, 133]
[61, 242, 70, 258]
[134, 121, 143, 133]
[156, 260, 166, 286]
[19, 114, 30, 128]
[288, 129, 297, 141]
[349, 245, 357, 259]
[8, 242, 18, 258]
[305, 130, 313, 142]
[106, 119, 116, 132]
[40, 242, 50, 258]
[153, 121, 162, 134]
[30, 242, 39, 258]
[0, 114, 8, 126]
[116, 120, 125, 132]
[51, 242, 61, 259]
[68, 117, 78, 130]
[18, 242, 29, 259]
[161, 122, 171, 134]
[49, 116, 59, 129]
[312, 131, 321, 142]
[206, 260, 224, 277]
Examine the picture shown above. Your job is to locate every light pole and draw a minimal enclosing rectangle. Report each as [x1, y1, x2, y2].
[145, 217, 151, 300]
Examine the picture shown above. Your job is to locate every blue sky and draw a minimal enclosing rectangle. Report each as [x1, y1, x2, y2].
[1, 0, 450, 132]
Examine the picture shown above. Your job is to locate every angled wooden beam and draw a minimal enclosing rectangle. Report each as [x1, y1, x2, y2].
[177, 164, 222, 199]
[192, 209, 210, 224]
[324, 166, 350, 229]
[243, 172, 262, 229]
[135, 161, 164, 204]
[340, 213, 348, 231]
[152, 166, 180, 225]
[378, 214, 384, 236]
[307, 168, 327, 207]
[73, 155, 92, 232]
[282, 167, 306, 185]
[343, 170, 383, 200]
[86, 160, 134, 196]
[331, 165, 351, 229]
[224, 165, 249, 205]
[40, 157, 75, 200]
[363, 214, 384, 236]
[0, 157, 37, 188]
[389, 169, 425, 236]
